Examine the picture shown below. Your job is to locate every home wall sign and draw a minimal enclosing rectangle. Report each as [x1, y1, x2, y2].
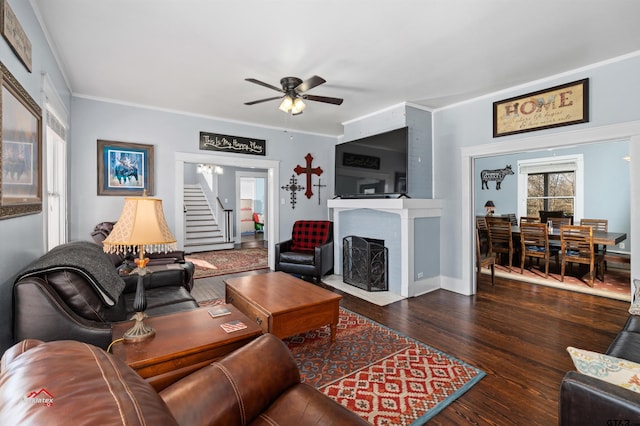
[0, 0, 32, 72]
[480, 165, 513, 190]
[199, 132, 266, 156]
[342, 152, 380, 169]
[294, 153, 323, 199]
[493, 78, 589, 137]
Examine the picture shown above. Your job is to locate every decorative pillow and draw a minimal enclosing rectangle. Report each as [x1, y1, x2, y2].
[291, 220, 331, 251]
[629, 279, 640, 315]
[567, 346, 640, 393]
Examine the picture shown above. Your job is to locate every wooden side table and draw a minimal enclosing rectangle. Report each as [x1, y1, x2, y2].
[111, 306, 262, 391]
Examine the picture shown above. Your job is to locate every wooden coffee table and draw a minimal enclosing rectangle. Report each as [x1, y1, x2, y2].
[224, 271, 342, 341]
[111, 306, 262, 391]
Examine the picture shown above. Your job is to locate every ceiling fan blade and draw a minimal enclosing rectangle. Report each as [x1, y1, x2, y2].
[244, 96, 283, 105]
[295, 75, 326, 93]
[245, 78, 285, 93]
[303, 94, 344, 105]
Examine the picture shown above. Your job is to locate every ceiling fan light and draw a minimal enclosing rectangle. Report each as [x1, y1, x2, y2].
[279, 96, 293, 113]
[293, 97, 305, 112]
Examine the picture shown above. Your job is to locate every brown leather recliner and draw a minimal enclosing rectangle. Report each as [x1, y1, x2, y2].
[0, 334, 369, 426]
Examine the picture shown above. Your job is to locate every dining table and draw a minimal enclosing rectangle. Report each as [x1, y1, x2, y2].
[511, 226, 627, 246]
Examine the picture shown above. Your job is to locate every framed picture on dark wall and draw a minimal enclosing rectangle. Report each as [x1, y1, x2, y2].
[0, 60, 42, 219]
[97, 140, 154, 196]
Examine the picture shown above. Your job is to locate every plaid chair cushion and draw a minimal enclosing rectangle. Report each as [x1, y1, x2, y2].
[291, 220, 331, 252]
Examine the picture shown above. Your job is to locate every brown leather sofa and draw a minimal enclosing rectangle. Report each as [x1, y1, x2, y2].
[559, 315, 640, 424]
[0, 333, 369, 426]
[13, 240, 198, 350]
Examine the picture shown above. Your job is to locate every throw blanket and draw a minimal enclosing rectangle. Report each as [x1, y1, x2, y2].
[15, 241, 125, 306]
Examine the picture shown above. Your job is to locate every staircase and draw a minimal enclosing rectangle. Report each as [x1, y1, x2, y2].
[183, 184, 233, 253]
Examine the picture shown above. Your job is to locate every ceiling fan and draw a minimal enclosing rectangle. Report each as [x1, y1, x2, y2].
[244, 75, 343, 115]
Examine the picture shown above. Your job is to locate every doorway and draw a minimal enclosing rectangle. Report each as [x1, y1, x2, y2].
[475, 144, 630, 300]
[238, 173, 267, 248]
[174, 152, 280, 270]
[461, 121, 640, 296]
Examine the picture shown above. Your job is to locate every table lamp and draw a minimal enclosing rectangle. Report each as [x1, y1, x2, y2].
[484, 200, 495, 216]
[103, 194, 177, 341]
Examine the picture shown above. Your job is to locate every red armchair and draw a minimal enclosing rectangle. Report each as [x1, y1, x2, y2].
[275, 220, 334, 282]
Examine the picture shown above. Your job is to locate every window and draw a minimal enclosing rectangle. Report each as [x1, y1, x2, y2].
[517, 154, 584, 221]
[526, 171, 575, 215]
[43, 74, 68, 250]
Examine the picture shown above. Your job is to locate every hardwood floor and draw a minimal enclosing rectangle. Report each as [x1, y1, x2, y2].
[193, 271, 630, 425]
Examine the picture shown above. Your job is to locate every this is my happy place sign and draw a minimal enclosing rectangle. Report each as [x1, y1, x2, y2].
[199, 132, 266, 156]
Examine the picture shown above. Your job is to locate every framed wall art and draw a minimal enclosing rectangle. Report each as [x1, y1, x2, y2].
[97, 140, 154, 196]
[493, 78, 589, 137]
[0, 0, 32, 72]
[0, 60, 42, 219]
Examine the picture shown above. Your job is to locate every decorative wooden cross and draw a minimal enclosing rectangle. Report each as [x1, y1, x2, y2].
[281, 174, 305, 209]
[313, 178, 327, 205]
[294, 153, 323, 199]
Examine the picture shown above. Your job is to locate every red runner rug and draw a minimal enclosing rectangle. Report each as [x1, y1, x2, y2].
[186, 247, 268, 278]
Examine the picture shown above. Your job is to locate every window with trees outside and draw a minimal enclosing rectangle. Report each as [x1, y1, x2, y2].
[526, 171, 574, 216]
[517, 154, 584, 221]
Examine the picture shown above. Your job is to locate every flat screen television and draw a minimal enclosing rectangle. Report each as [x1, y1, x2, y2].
[334, 127, 408, 198]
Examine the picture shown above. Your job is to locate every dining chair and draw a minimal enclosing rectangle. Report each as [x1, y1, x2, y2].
[520, 223, 559, 278]
[548, 217, 572, 229]
[502, 213, 518, 226]
[580, 218, 609, 271]
[486, 217, 514, 272]
[476, 228, 495, 285]
[520, 216, 540, 225]
[476, 216, 489, 255]
[560, 225, 605, 287]
[539, 210, 564, 223]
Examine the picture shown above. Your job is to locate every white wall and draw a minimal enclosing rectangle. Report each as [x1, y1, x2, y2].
[0, 2, 71, 353]
[69, 97, 337, 244]
[434, 53, 640, 295]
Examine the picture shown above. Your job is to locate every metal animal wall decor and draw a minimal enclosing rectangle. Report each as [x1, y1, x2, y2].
[281, 174, 305, 209]
[294, 153, 323, 199]
[480, 165, 514, 190]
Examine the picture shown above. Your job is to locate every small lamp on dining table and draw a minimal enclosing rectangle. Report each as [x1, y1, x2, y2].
[484, 200, 495, 216]
[102, 194, 177, 342]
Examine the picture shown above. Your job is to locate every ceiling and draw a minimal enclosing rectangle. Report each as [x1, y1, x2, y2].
[32, 0, 640, 137]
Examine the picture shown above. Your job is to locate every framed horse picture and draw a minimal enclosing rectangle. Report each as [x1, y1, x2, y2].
[97, 140, 154, 196]
[0, 60, 42, 219]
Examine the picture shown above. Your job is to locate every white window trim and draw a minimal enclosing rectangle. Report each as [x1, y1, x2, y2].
[516, 154, 584, 222]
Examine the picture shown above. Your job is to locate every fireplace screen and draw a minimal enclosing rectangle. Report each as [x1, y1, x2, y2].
[342, 235, 388, 292]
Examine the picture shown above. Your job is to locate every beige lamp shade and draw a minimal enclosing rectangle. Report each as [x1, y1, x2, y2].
[103, 196, 177, 255]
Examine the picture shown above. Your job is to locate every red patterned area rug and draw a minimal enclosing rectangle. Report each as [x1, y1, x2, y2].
[185, 247, 268, 279]
[284, 308, 485, 425]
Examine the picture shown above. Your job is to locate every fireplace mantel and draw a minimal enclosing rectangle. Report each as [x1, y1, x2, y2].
[327, 198, 442, 297]
[327, 198, 442, 217]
